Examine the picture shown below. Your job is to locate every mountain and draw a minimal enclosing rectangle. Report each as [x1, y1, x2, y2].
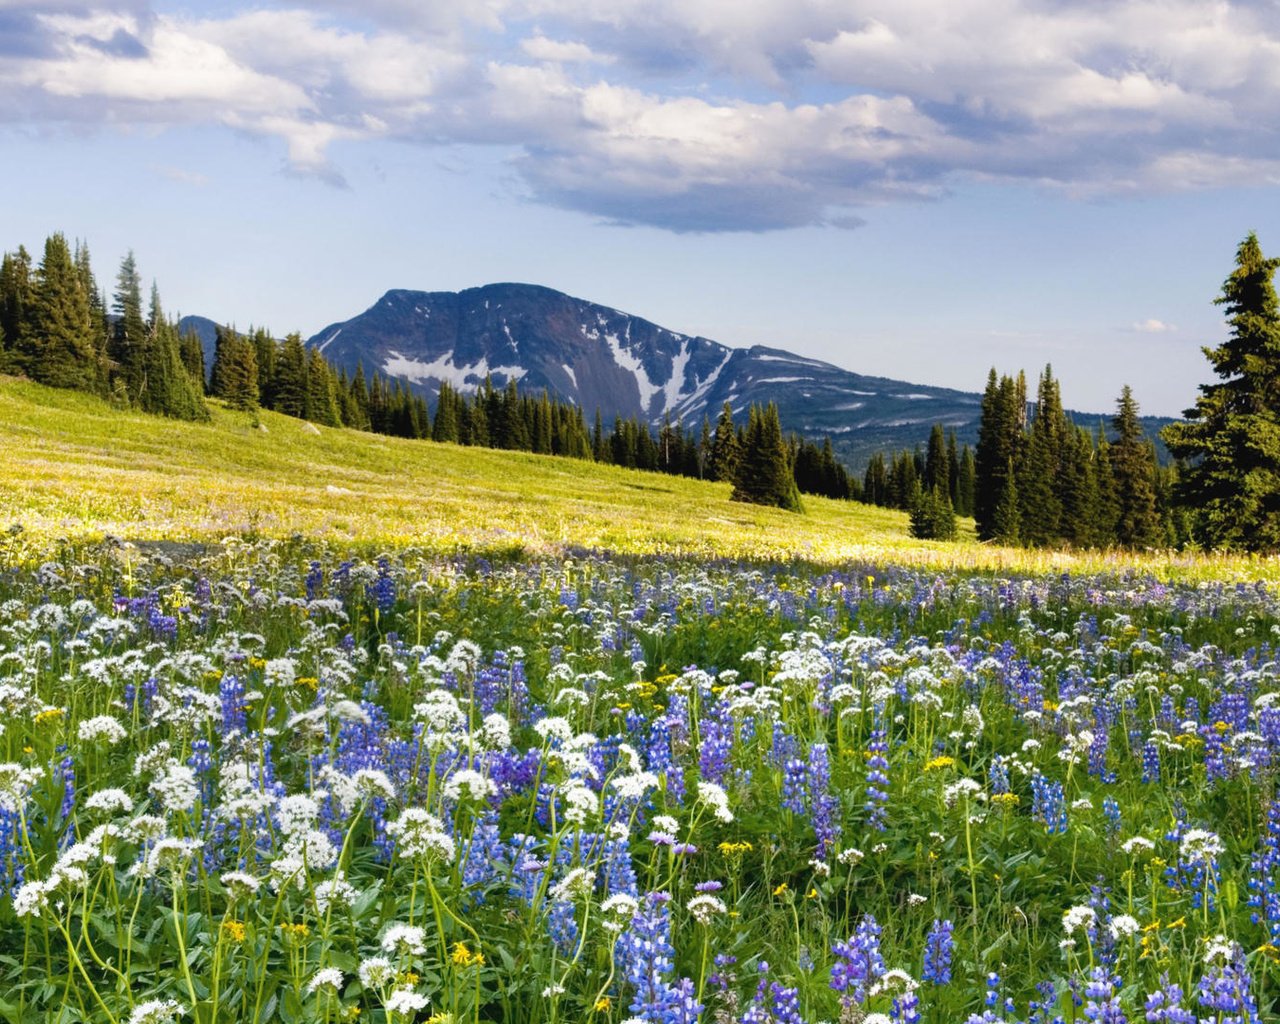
[176, 315, 221, 380]
[189, 283, 1172, 468]
[302, 283, 998, 467]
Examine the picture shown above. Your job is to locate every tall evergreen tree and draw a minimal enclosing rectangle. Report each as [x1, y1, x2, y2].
[1020, 366, 1065, 546]
[0, 246, 33, 373]
[273, 334, 308, 418]
[731, 403, 802, 511]
[709, 402, 740, 482]
[23, 233, 98, 390]
[1163, 232, 1280, 550]
[1110, 385, 1161, 548]
[108, 252, 148, 403]
[140, 282, 207, 420]
[210, 325, 259, 412]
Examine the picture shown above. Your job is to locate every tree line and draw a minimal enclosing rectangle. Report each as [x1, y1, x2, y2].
[0, 232, 859, 514]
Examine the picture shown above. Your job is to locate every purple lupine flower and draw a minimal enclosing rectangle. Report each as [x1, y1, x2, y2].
[807, 743, 841, 858]
[865, 717, 890, 832]
[831, 914, 885, 1006]
[1084, 968, 1127, 1024]
[1031, 772, 1068, 834]
[780, 758, 807, 815]
[923, 919, 953, 985]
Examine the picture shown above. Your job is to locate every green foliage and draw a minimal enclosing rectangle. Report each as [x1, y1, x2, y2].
[1163, 232, 1280, 551]
[210, 325, 260, 412]
[732, 402, 804, 512]
[1111, 385, 1160, 548]
[909, 482, 957, 540]
[21, 232, 98, 391]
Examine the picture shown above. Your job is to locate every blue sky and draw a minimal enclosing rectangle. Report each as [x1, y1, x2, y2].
[4, 2, 1280, 416]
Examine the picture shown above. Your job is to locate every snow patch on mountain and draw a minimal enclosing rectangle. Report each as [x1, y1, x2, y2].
[383, 350, 526, 388]
[604, 331, 661, 411]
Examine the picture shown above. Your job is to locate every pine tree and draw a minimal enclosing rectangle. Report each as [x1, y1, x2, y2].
[305, 348, 342, 426]
[22, 233, 97, 390]
[955, 446, 976, 518]
[1163, 232, 1280, 550]
[924, 424, 948, 492]
[0, 246, 33, 374]
[211, 325, 259, 412]
[910, 484, 957, 540]
[863, 453, 889, 506]
[1020, 366, 1065, 546]
[1092, 429, 1119, 547]
[731, 403, 802, 512]
[1110, 385, 1161, 548]
[108, 252, 148, 403]
[992, 457, 1021, 544]
[709, 402, 740, 482]
[273, 334, 307, 418]
[141, 283, 207, 420]
[975, 370, 1018, 539]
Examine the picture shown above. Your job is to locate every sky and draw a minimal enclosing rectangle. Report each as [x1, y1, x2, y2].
[4, 2, 1280, 417]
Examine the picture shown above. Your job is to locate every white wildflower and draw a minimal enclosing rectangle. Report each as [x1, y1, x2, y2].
[550, 867, 596, 902]
[381, 923, 427, 956]
[85, 788, 133, 814]
[276, 794, 320, 836]
[696, 780, 733, 823]
[358, 955, 395, 988]
[1062, 905, 1097, 934]
[351, 768, 396, 801]
[386, 988, 429, 1015]
[443, 769, 496, 803]
[220, 871, 261, 898]
[127, 999, 186, 1024]
[1109, 914, 1140, 939]
[387, 808, 456, 862]
[308, 967, 344, 993]
[687, 894, 728, 924]
[77, 715, 127, 744]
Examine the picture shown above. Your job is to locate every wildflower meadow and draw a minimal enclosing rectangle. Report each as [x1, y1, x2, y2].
[0, 535, 1277, 1024]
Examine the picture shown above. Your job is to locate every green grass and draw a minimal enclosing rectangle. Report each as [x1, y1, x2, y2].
[0, 377, 943, 560]
[2, 376, 1277, 579]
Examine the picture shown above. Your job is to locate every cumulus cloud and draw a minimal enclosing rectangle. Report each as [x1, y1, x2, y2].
[5, 1, 1280, 230]
[1131, 318, 1177, 333]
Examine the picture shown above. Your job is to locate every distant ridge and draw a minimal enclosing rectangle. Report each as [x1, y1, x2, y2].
[185, 283, 1173, 467]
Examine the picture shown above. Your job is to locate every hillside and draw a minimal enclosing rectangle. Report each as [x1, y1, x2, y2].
[0, 376, 949, 562]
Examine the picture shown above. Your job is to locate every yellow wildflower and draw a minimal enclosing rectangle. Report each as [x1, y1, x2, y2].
[221, 920, 247, 943]
[594, 996, 612, 1012]
[773, 883, 788, 896]
[924, 756, 955, 772]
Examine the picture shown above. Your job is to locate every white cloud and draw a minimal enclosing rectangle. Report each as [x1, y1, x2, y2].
[7, 1, 1280, 230]
[1131, 318, 1177, 333]
[520, 34, 611, 64]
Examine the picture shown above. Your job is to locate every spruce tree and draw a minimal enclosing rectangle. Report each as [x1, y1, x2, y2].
[211, 325, 259, 412]
[709, 402, 740, 482]
[23, 233, 97, 391]
[1110, 385, 1161, 548]
[731, 403, 802, 512]
[992, 457, 1021, 544]
[1163, 232, 1280, 550]
[0, 246, 33, 374]
[273, 334, 308, 418]
[108, 252, 148, 403]
[305, 348, 342, 426]
[1020, 367, 1065, 546]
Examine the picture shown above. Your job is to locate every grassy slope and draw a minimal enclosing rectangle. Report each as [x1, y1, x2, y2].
[1, 377, 1276, 576]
